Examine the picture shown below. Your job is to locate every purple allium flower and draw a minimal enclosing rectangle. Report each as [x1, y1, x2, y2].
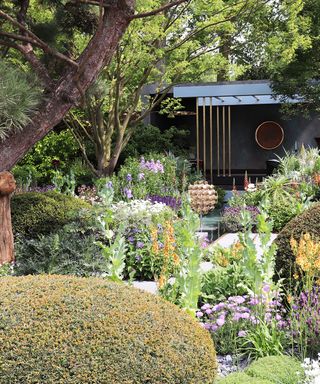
[216, 317, 225, 327]
[233, 313, 242, 322]
[211, 324, 218, 332]
[248, 297, 259, 306]
[136, 241, 144, 249]
[135, 255, 142, 262]
[238, 330, 247, 337]
[229, 296, 246, 305]
[201, 303, 211, 311]
[128, 236, 135, 243]
[126, 173, 132, 182]
[106, 181, 113, 188]
[196, 311, 204, 318]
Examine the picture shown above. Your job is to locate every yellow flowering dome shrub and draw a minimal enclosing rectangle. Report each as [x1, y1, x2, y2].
[0, 275, 217, 384]
[275, 202, 320, 284]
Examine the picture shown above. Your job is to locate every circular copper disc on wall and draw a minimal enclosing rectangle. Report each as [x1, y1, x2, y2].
[255, 121, 284, 150]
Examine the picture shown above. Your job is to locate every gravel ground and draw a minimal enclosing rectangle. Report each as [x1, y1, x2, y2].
[217, 354, 249, 377]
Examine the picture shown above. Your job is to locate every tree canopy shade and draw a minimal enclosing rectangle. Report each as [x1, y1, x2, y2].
[0, 0, 189, 172]
[65, 0, 309, 176]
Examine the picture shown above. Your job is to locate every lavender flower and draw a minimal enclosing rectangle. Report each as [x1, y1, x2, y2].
[148, 195, 181, 210]
[126, 173, 132, 182]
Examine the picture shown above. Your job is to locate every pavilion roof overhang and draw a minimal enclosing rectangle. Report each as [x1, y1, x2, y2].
[173, 80, 299, 106]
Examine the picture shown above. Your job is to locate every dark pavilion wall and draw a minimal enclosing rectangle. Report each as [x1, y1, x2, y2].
[150, 97, 320, 174]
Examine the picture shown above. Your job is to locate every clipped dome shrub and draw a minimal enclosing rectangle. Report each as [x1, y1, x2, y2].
[245, 355, 304, 384]
[0, 275, 217, 384]
[216, 372, 272, 384]
[275, 203, 320, 282]
[11, 191, 90, 237]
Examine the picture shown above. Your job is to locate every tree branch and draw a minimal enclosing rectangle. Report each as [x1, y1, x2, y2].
[130, 0, 188, 20]
[0, 39, 53, 86]
[0, 10, 78, 68]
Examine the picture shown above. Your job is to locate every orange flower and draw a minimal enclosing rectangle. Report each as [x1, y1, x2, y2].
[291, 233, 320, 277]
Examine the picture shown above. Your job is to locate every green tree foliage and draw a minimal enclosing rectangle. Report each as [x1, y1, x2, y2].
[270, 0, 320, 115]
[237, 0, 310, 81]
[66, 0, 308, 176]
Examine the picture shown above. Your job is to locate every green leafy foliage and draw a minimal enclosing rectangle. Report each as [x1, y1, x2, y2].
[108, 153, 180, 201]
[11, 191, 90, 238]
[13, 129, 90, 186]
[15, 222, 104, 276]
[0, 275, 217, 384]
[271, 0, 320, 116]
[120, 124, 190, 160]
[96, 231, 127, 282]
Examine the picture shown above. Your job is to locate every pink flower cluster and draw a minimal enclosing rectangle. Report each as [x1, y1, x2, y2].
[140, 157, 164, 174]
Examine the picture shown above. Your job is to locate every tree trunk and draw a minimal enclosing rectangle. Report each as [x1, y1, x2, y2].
[0, 2, 135, 172]
[0, 172, 16, 265]
[217, 33, 231, 82]
[103, 130, 126, 176]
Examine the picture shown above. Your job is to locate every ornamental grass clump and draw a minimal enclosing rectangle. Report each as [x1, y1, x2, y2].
[0, 275, 217, 384]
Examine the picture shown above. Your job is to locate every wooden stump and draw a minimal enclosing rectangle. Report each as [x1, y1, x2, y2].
[0, 172, 16, 265]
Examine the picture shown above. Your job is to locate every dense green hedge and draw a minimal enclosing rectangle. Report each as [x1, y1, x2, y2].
[11, 191, 90, 238]
[0, 275, 217, 384]
[275, 203, 320, 282]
